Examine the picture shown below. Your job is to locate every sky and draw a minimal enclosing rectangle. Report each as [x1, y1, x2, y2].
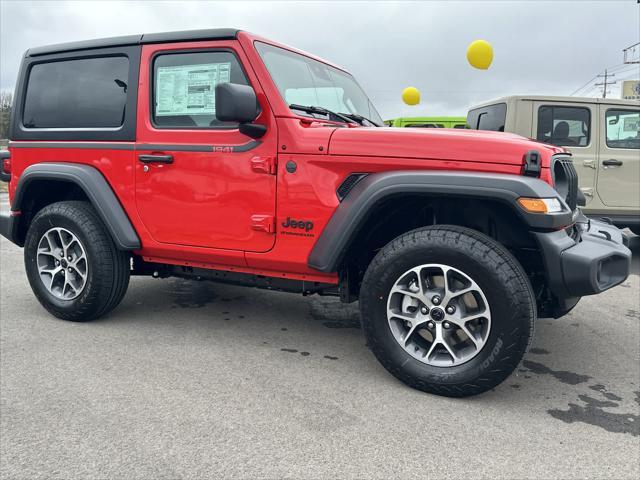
[0, 0, 638, 119]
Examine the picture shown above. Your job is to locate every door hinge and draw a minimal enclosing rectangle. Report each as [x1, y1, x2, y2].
[251, 214, 276, 233]
[251, 156, 277, 175]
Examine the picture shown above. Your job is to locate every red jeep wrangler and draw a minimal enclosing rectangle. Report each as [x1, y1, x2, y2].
[0, 29, 631, 397]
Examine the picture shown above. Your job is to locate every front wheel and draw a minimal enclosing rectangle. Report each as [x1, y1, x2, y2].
[359, 225, 536, 397]
[24, 201, 130, 321]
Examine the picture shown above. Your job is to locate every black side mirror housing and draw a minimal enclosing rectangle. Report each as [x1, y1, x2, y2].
[215, 83, 266, 139]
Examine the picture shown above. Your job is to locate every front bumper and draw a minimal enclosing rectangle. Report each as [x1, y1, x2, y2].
[535, 217, 631, 301]
[0, 211, 20, 245]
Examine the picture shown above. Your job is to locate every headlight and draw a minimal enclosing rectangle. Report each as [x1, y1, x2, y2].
[517, 197, 564, 214]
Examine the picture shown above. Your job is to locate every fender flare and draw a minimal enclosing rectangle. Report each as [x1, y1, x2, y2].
[308, 170, 572, 272]
[12, 162, 141, 250]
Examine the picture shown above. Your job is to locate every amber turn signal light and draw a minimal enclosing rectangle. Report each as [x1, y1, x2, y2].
[517, 197, 563, 214]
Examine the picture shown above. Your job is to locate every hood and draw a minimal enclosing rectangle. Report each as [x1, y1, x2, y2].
[328, 127, 565, 167]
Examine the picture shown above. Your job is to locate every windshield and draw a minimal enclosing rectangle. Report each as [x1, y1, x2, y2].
[255, 41, 383, 125]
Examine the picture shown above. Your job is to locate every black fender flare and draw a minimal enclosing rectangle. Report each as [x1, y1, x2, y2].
[308, 170, 572, 272]
[12, 162, 141, 250]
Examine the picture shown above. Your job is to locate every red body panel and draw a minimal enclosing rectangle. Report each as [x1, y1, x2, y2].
[7, 31, 567, 284]
[329, 127, 562, 166]
[135, 41, 278, 253]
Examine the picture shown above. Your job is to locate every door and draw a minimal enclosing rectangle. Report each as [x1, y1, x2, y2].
[596, 107, 640, 208]
[135, 42, 277, 252]
[533, 102, 598, 204]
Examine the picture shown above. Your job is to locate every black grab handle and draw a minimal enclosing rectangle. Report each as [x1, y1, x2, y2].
[138, 154, 174, 164]
[602, 159, 623, 167]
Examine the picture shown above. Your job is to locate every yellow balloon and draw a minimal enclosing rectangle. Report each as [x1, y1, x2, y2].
[467, 40, 494, 70]
[402, 86, 421, 106]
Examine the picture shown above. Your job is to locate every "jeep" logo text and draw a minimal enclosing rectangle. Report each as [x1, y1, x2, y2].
[281, 217, 314, 232]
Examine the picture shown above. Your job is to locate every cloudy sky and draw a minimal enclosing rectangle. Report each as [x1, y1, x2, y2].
[1, 0, 638, 118]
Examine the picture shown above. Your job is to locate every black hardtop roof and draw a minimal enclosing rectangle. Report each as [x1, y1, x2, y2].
[26, 28, 240, 57]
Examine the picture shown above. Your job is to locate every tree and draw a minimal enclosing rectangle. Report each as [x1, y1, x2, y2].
[0, 91, 13, 140]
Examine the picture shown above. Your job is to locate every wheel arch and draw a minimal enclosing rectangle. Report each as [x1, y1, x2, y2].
[308, 170, 568, 273]
[11, 163, 140, 250]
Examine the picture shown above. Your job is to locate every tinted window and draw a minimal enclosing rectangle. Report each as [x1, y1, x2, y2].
[467, 103, 506, 131]
[152, 51, 249, 128]
[606, 109, 639, 149]
[537, 106, 590, 147]
[405, 123, 444, 128]
[23, 56, 129, 128]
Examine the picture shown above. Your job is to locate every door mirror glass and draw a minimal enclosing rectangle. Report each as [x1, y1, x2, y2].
[215, 83, 259, 123]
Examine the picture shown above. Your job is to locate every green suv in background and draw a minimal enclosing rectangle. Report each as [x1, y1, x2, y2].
[467, 95, 640, 233]
[385, 116, 467, 128]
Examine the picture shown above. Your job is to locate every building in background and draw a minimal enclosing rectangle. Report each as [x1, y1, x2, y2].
[621, 80, 640, 100]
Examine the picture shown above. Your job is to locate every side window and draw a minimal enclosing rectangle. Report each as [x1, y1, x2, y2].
[23, 56, 129, 128]
[606, 109, 639, 149]
[467, 103, 506, 131]
[152, 51, 249, 129]
[453, 124, 467, 129]
[537, 106, 590, 147]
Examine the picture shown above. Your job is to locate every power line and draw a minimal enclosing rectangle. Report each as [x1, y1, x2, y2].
[569, 58, 639, 97]
[570, 75, 599, 96]
[607, 63, 635, 74]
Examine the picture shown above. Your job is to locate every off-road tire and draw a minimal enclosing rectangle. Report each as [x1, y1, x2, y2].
[359, 225, 536, 397]
[24, 201, 130, 321]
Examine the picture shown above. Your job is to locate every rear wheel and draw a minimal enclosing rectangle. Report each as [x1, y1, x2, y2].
[359, 225, 535, 397]
[24, 201, 130, 321]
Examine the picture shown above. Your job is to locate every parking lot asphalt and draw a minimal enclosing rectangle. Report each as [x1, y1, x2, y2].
[1, 195, 639, 479]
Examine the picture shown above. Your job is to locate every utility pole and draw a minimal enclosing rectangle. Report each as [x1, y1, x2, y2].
[623, 42, 639, 64]
[595, 70, 616, 98]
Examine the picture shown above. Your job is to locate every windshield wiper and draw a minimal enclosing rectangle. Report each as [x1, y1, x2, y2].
[289, 104, 357, 125]
[338, 112, 382, 127]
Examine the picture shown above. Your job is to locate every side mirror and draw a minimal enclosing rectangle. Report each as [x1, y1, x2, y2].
[215, 83, 266, 138]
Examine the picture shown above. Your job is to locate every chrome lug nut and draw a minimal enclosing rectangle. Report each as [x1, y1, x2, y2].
[432, 295, 441, 305]
[55, 260, 60, 266]
[420, 306, 429, 315]
[59, 251, 64, 258]
[67, 255, 73, 261]
[67, 267, 73, 272]
[446, 305, 456, 314]
[443, 321, 451, 329]
[427, 321, 435, 329]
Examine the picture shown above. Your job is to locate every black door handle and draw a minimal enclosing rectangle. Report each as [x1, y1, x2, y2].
[602, 159, 623, 167]
[138, 154, 174, 164]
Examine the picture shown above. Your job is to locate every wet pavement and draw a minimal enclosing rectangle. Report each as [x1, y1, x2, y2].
[1, 194, 639, 479]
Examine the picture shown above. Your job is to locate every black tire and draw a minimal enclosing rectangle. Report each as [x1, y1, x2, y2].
[359, 225, 535, 397]
[24, 201, 130, 321]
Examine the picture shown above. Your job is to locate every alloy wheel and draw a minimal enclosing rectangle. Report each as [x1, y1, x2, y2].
[36, 227, 89, 300]
[386, 264, 491, 367]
